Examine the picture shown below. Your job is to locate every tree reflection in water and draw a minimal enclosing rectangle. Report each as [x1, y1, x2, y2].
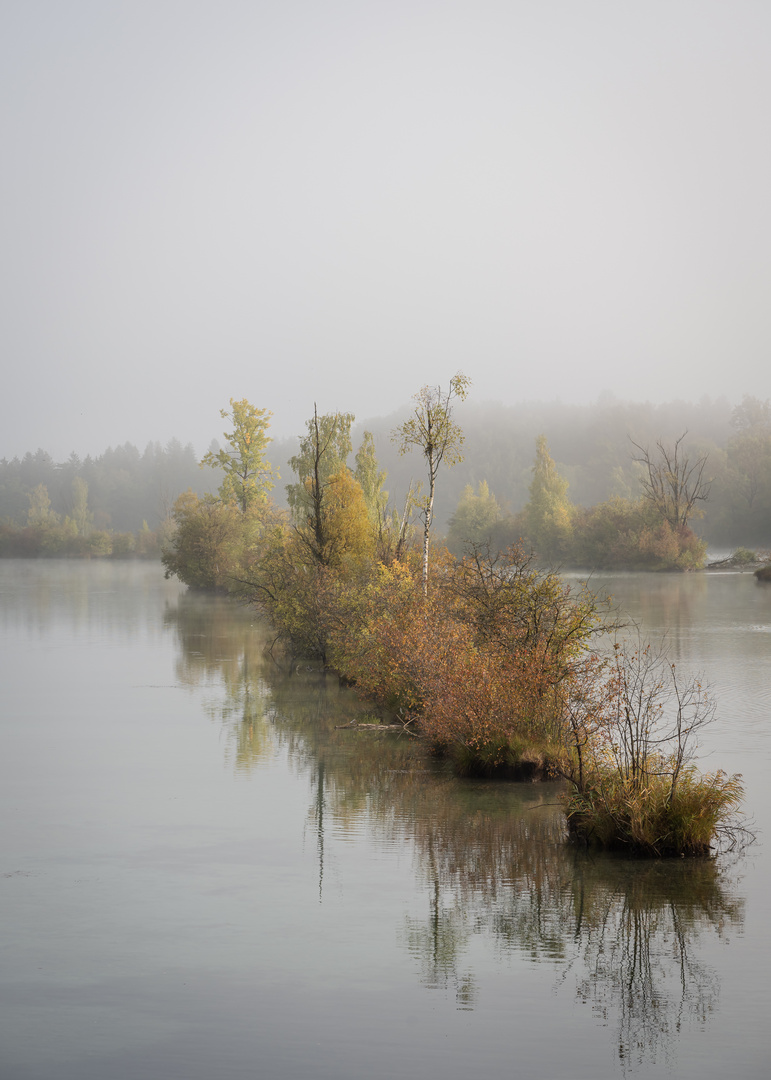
[167, 591, 745, 1068]
[397, 782, 743, 1067]
[166, 591, 278, 770]
[564, 859, 741, 1070]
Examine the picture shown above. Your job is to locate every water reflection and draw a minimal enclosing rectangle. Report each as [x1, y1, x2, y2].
[167, 589, 745, 1069]
[166, 591, 277, 770]
[563, 859, 741, 1070]
[0, 557, 182, 638]
[399, 783, 742, 1065]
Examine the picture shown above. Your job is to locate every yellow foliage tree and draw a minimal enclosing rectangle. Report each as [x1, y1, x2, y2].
[201, 398, 275, 512]
[319, 468, 375, 569]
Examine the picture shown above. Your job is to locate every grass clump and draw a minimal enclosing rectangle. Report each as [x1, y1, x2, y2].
[566, 765, 744, 856]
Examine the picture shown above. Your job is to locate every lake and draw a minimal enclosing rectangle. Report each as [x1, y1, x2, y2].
[1, 560, 769, 1078]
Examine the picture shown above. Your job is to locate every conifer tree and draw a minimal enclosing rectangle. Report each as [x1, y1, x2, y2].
[524, 435, 573, 560]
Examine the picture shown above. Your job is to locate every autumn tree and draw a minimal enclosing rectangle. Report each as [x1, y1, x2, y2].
[246, 471, 373, 663]
[201, 398, 275, 512]
[27, 484, 58, 528]
[393, 373, 471, 591]
[286, 406, 358, 566]
[300, 467, 374, 569]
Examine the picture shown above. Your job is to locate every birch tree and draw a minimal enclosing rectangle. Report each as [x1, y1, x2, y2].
[393, 373, 471, 591]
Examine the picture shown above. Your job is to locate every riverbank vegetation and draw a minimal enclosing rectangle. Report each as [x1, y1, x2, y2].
[157, 389, 747, 857]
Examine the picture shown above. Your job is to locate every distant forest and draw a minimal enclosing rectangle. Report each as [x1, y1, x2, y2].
[0, 440, 208, 535]
[1, 395, 770, 550]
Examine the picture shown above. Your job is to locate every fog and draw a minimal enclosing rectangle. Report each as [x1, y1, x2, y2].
[2, 1, 771, 461]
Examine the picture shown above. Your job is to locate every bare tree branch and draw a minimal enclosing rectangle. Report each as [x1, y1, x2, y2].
[630, 432, 711, 530]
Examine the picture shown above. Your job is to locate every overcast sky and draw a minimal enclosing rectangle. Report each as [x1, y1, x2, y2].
[2, 0, 770, 460]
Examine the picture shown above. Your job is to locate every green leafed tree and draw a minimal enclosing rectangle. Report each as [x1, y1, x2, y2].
[354, 430, 388, 530]
[447, 480, 502, 555]
[71, 476, 93, 536]
[27, 483, 58, 528]
[162, 491, 247, 590]
[523, 435, 574, 561]
[393, 373, 471, 591]
[201, 398, 275, 512]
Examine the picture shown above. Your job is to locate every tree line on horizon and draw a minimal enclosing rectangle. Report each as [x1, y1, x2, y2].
[0, 439, 209, 557]
[1, 392, 770, 558]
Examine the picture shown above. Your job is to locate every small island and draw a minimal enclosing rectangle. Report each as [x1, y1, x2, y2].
[157, 392, 751, 859]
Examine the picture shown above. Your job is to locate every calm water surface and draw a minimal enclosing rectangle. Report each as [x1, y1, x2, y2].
[1, 561, 770, 1079]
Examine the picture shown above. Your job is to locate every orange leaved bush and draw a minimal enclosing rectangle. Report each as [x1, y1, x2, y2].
[329, 544, 604, 775]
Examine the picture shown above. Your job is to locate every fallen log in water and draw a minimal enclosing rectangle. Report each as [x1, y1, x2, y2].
[335, 721, 414, 732]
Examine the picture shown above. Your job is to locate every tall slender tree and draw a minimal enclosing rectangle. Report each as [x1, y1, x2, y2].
[354, 430, 388, 530]
[393, 373, 471, 591]
[71, 476, 93, 536]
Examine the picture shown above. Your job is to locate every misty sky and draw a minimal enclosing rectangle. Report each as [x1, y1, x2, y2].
[2, 1, 770, 460]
